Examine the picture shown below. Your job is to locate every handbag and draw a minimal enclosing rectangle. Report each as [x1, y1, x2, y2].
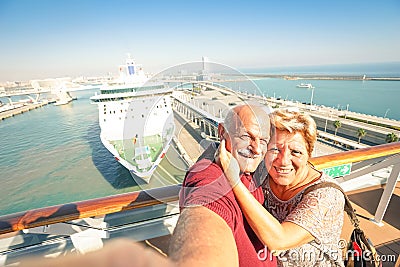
[303, 182, 382, 267]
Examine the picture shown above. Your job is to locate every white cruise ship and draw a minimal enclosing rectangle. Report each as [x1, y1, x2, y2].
[90, 56, 175, 183]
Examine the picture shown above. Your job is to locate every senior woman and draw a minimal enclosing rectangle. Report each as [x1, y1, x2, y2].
[217, 109, 345, 266]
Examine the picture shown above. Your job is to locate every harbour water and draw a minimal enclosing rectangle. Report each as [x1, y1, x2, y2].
[224, 78, 400, 121]
[0, 90, 138, 216]
[0, 76, 399, 216]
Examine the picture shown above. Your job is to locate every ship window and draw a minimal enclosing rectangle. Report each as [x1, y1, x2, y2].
[104, 112, 106, 114]
[113, 111, 116, 114]
[104, 119, 106, 122]
[120, 110, 123, 113]
[142, 114, 144, 118]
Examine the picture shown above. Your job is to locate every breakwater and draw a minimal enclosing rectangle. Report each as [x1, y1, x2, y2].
[0, 101, 50, 121]
[243, 74, 400, 81]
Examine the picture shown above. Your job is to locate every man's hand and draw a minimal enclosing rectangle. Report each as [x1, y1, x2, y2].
[215, 139, 241, 187]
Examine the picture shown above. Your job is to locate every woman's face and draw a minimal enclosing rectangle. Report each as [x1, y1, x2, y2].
[265, 129, 310, 187]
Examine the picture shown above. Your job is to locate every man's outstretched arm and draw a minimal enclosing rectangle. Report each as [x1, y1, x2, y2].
[169, 206, 238, 267]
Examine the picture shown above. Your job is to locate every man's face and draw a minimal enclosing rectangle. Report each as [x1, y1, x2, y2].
[222, 108, 270, 173]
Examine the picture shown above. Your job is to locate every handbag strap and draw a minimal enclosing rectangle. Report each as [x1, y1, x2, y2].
[303, 181, 360, 228]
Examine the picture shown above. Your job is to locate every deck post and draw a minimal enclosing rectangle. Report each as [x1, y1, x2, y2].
[371, 163, 400, 226]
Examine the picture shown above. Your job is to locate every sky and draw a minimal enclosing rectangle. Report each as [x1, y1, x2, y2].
[0, 0, 399, 82]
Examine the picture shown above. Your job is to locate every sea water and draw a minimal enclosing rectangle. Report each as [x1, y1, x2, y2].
[0, 75, 399, 216]
[224, 78, 400, 121]
[0, 90, 139, 216]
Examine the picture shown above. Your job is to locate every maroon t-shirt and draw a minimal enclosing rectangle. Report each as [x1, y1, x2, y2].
[179, 146, 276, 267]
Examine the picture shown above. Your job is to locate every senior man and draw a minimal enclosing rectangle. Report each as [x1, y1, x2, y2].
[169, 104, 275, 267]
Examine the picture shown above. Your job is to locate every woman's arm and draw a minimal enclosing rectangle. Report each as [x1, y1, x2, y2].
[233, 182, 313, 251]
[217, 140, 314, 251]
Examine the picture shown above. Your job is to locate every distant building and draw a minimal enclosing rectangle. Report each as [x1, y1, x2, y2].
[196, 56, 210, 81]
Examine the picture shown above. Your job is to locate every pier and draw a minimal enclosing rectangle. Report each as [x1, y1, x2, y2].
[244, 73, 400, 81]
[0, 101, 50, 121]
[0, 78, 99, 112]
[171, 81, 399, 148]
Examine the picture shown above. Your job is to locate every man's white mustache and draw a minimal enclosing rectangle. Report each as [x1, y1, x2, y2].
[237, 149, 261, 159]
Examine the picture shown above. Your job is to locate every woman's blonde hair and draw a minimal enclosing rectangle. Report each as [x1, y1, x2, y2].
[271, 109, 317, 157]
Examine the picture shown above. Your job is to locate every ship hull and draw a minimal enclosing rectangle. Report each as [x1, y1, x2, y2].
[90, 56, 175, 183]
[93, 89, 174, 183]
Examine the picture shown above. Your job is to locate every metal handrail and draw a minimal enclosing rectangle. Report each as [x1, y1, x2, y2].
[309, 141, 400, 169]
[0, 185, 181, 235]
[0, 142, 399, 235]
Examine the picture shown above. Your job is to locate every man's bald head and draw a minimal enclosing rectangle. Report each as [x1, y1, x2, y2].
[224, 105, 271, 136]
[219, 104, 271, 173]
